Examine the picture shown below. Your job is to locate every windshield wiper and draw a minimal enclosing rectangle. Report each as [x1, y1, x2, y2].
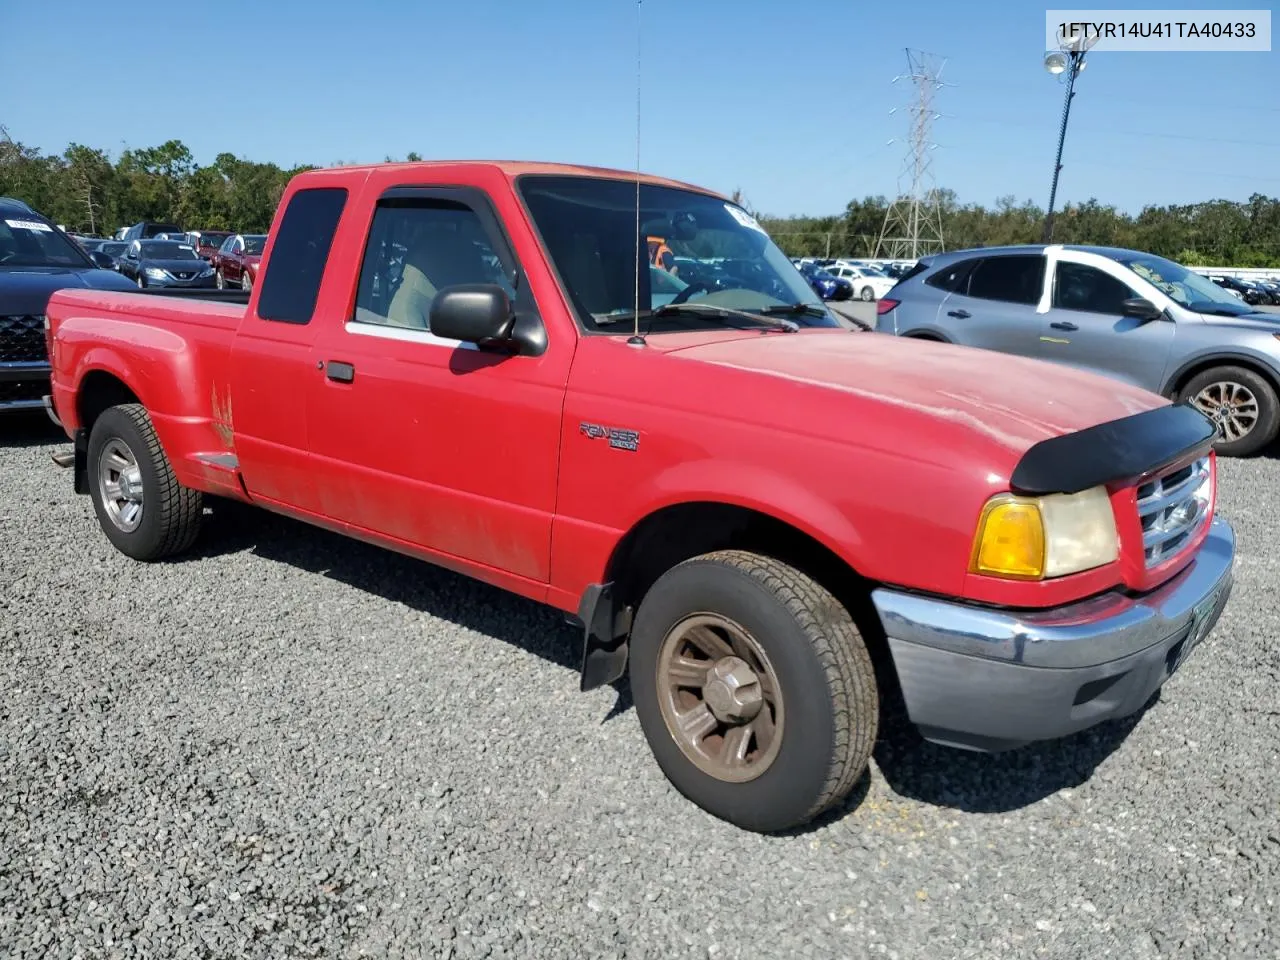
[596, 302, 799, 332]
[758, 302, 829, 318]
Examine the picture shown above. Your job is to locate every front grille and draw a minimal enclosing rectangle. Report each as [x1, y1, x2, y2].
[1136, 456, 1212, 568]
[0, 379, 48, 405]
[0, 314, 47, 363]
[172, 270, 195, 280]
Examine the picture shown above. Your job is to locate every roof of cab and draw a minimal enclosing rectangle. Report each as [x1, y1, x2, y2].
[289, 160, 728, 200]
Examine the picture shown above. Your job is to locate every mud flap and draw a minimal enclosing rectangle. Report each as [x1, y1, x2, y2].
[577, 582, 632, 692]
[72, 428, 89, 495]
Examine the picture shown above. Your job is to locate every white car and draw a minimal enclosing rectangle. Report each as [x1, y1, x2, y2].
[826, 264, 897, 301]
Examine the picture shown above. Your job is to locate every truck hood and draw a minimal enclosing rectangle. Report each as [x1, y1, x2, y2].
[0, 265, 139, 316]
[665, 330, 1168, 457]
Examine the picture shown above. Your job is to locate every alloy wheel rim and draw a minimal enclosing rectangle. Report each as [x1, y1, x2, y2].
[656, 613, 784, 784]
[97, 438, 144, 532]
[1191, 381, 1258, 442]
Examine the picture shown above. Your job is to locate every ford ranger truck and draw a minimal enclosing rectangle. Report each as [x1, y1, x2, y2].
[42, 162, 1235, 834]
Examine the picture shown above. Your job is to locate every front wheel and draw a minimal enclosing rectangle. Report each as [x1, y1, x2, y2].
[87, 403, 204, 561]
[215, 269, 225, 289]
[135, 274, 145, 288]
[241, 270, 252, 291]
[1179, 365, 1280, 457]
[860, 286, 874, 301]
[629, 549, 878, 833]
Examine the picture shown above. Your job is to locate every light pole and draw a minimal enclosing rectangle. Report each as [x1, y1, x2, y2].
[1041, 32, 1097, 244]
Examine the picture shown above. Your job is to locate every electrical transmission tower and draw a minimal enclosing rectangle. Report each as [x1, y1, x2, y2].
[874, 49, 949, 260]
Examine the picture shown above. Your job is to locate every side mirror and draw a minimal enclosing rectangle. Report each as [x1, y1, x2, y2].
[89, 250, 114, 269]
[429, 284, 515, 346]
[1121, 297, 1164, 322]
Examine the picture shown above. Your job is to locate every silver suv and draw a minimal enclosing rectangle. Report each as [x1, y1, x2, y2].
[875, 244, 1280, 456]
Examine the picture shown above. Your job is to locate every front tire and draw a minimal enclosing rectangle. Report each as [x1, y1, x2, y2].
[215, 269, 225, 289]
[629, 549, 878, 833]
[241, 270, 252, 291]
[87, 403, 203, 561]
[860, 286, 874, 301]
[1179, 365, 1280, 457]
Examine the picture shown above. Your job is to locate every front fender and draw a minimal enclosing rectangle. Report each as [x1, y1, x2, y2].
[1161, 342, 1280, 396]
[620, 457, 868, 572]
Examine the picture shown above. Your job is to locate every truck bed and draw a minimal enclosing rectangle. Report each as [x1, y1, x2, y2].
[46, 286, 250, 499]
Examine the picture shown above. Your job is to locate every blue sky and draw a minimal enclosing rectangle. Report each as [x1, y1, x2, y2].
[5, 0, 1277, 216]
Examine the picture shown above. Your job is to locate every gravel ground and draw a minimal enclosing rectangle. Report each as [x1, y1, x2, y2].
[2, 411, 1277, 960]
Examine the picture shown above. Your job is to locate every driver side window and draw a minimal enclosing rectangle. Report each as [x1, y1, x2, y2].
[1052, 262, 1135, 315]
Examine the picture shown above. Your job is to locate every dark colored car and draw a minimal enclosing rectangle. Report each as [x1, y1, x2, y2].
[0, 196, 138, 413]
[1251, 277, 1280, 305]
[120, 221, 186, 243]
[94, 241, 129, 271]
[798, 262, 853, 300]
[116, 239, 217, 289]
[1210, 275, 1267, 306]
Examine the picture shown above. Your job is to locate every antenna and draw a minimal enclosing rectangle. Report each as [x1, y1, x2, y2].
[874, 48, 950, 260]
[627, 0, 646, 347]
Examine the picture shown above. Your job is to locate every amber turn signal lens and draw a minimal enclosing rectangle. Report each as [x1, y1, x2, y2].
[971, 497, 1046, 580]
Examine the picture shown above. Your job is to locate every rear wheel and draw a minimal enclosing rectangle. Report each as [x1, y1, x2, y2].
[860, 286, 874, 301]
[87, 403, 203, 561]
[1179, 365, 1280, 457]
[629, 549, 878, 833]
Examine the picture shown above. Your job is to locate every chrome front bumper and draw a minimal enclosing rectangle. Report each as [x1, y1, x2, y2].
[871, 517, 1236, 751]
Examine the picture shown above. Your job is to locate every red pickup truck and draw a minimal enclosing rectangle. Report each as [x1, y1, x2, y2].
[42, 161, 1235, 833]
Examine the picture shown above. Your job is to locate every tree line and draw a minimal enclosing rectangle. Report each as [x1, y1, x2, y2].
[0, 131, 426, 237]
[2, 132, 1277, 267]
[756, 188, 1280, 268]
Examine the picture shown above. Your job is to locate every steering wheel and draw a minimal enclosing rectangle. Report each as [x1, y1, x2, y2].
[668, 282, 709, 306]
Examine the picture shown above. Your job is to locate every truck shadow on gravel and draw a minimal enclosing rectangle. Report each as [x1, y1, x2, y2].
[0, 412, 65, 448]
[186, 497, 632, 713]
[864, 693, 1158, 817]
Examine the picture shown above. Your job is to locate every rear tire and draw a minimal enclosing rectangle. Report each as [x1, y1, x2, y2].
[860, 286, 874, 301]
[1178, 365, 1280, 457]
[87, 403, 203, 561]
[629, 549, 878, 833]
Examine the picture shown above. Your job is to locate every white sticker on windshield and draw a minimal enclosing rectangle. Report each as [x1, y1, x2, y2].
[5, 218, 53, 232]
[725, 204, 765, 233]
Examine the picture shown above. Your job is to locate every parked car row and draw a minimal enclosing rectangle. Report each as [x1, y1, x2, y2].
[74, 226, 269, 291]
[34, 160, 1235, 837]
[1210, 273, 1280, 306]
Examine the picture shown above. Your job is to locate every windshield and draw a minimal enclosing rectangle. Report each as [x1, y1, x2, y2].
[1111, 252, 1251, 313]
[242, 235, 267, 255]
[140, 240, 200, 260]
[199, 232, 231, 247]
[518, 175, 837, 333]
[100, 242, 127, 257]
[141, 223, 184, 238]
[0, 214, 92, 267]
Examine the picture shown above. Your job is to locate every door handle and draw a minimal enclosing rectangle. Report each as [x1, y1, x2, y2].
[325, 360, 355, 383]
[947, 309, 971, 319]
[1049, 321, 1078, 331]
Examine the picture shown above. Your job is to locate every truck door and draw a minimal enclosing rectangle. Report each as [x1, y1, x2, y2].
[306, 184, 570, 585]
[228, 185, 350, 516]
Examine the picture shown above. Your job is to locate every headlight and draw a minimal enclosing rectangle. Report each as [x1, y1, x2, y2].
[970, 485, 1119, 580]
[144, 267, 167, 279]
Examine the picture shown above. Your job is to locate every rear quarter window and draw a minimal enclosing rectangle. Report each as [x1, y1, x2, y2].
[924, 257, 981, 293]
[255, 187, 349, 324]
